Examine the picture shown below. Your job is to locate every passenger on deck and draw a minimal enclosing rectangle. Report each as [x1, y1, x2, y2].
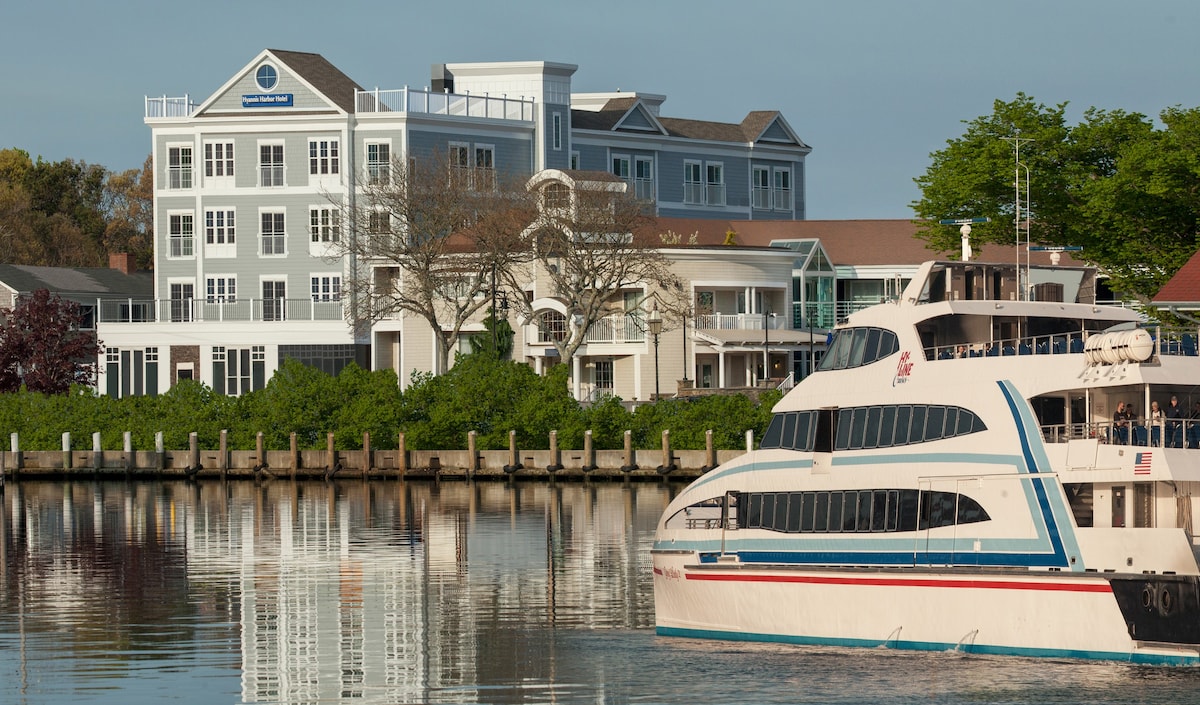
[1168, 396, 1184, 448]
[1113, 402, 1130, 445]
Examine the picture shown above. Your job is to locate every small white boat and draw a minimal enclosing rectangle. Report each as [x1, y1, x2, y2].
[652, 259, 1200, 664]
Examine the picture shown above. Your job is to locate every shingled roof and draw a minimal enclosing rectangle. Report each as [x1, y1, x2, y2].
[1152, 249, 1200, 308]
[572, 98, 794, 144]
[0, 264, 152, 300]
[268, 49, 363, 114]
[650, 218, 1084, 268]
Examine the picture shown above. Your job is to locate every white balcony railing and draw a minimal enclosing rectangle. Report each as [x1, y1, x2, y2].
[145, 95, 195, 118]
[694, 313, 786, 331]
[752, 187, 771, 210]
[532, 313, 647, 345]
[98, 298, 345, 324]
[356, 88, 535, 121]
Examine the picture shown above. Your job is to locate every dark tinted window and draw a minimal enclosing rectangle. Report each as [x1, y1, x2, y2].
[738, 488, 991, 535]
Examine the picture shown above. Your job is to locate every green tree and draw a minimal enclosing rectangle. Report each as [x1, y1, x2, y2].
[912, 94, 1200, 297]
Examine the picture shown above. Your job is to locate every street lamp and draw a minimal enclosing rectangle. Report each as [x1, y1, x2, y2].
[647, 303, 663, 400]
[763, 311, 776, 385]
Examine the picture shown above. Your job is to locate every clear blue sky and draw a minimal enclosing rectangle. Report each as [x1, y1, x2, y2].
[4, 0, 1198, 220]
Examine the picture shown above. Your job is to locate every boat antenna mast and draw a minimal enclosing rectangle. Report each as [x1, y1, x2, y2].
[1001, 135, 1033, 300]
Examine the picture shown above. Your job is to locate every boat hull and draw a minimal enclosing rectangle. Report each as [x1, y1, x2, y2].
[652, 551, 1200, 665]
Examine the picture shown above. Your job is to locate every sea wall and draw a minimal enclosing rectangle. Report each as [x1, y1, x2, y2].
[0, 429, 753, 482]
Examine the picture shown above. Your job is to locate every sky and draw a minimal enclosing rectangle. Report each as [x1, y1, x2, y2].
[3, 0, 1199, 220]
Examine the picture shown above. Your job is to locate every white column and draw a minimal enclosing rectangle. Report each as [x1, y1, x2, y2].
[573, 355, 583, 401]
[718, 352, 727, 388]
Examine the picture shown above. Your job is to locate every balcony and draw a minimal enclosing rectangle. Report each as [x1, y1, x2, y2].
[533, 313, 647, 345]
[145, 95, 196, 119]
[694, 313, 786, 331]
[98, 298, 345, 324]
[355, 88, 535, 121]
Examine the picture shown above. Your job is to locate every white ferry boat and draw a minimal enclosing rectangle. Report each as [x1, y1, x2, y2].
[652, 259, 1200, 664]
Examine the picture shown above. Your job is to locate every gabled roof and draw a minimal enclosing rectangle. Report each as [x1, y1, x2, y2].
[195, 49, 362, 116]
[0, 264, 152, 300]
[573, 101, 808, 147]
[1152, 249, 1200, 308]
[570, 97, 668, 135]
[268, 49, 362, 113]
[740, 111, 809, 148]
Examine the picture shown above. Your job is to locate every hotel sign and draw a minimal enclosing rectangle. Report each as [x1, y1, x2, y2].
[242, 93, 294, 107]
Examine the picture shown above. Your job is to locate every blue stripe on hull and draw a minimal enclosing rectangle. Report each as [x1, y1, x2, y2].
[655, 626, 1200, 666]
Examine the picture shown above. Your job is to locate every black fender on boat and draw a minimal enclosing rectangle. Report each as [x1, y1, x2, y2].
[1109, 575, 1200, 644]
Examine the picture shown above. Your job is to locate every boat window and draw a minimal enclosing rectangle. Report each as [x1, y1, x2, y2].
[849, 407, 868, 449]
[781, 413, 797, 450]
[800, 492, 817, 532]
[863, 406, 883, 449]
[943, 407, 959, 437]
[774, 493, 790, 531]
[761, 414, 785, 448]
[836, 408, 853, 450]
[855, 490, 873, 531]
[871, 490, 888, 531]
[786, 493, 803, 532]
[735, 488, 992, 534]
[893, 406, 912, 445]
[663, 495, 733, 530]
[879, 406, 897, 446]
[745, 493, 762, 528]
[817, 327, 900, 371]
[925, 406, 945, 441]
[814, 491, 830, 532]
[909, 406, 927, 443]
[794, 411, 814, 451]
[848, 328, 868, 367]
[771, 404, 986, 452]
[828, 491, 844, 531]
[864, 328, 882, 362]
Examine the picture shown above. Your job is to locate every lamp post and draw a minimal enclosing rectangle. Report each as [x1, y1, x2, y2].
[762, 311, 775, 385]
[647, 303, 663, 400]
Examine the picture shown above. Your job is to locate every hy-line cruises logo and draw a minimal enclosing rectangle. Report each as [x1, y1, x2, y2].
[893, 350, 914, 387]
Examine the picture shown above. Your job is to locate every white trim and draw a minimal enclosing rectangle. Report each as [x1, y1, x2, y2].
[257, 139, 286, 188]
[165, 142, 194, 190]
[166, 209, 195, 259]
[202, 206, 236, 258]
[364, 139, 392, 185]
[257, 207, 288, 257]
[201, 139, 235, 187]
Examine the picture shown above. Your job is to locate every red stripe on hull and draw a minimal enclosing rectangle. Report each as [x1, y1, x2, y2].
[684, 571, 1112, 593]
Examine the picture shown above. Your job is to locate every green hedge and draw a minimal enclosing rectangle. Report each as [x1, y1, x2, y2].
[1, 355, 781, 452]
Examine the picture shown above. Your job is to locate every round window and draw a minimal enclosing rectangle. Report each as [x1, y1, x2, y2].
[255, 64, 278, 92]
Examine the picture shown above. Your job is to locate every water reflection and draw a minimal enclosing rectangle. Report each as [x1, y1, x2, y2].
[1, 480, 675, 704]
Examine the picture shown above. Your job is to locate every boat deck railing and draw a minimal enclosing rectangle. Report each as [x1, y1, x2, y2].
[926, 326, 1200, 362]
[1041, 420, 1200, 449]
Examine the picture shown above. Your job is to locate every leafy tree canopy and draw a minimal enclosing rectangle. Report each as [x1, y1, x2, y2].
[0, 148, 153, 268]
[912, 94, 1200, 297]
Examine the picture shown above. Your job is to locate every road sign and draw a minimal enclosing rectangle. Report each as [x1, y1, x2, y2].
[1028, 245, 1082, 252]
[939, 217, 991, 225]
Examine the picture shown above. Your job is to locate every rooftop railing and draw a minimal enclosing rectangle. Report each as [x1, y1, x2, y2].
[145, 95, 196, 119]
[355, 88, 535, 121]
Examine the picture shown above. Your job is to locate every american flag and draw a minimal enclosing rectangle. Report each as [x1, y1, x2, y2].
[1134, 452, 1152, 475]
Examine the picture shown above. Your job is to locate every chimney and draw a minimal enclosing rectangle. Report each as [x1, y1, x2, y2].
[109, 253, 136, 275]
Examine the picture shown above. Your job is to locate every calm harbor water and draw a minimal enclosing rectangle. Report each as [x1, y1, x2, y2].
[2, 479, 1200, 705]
